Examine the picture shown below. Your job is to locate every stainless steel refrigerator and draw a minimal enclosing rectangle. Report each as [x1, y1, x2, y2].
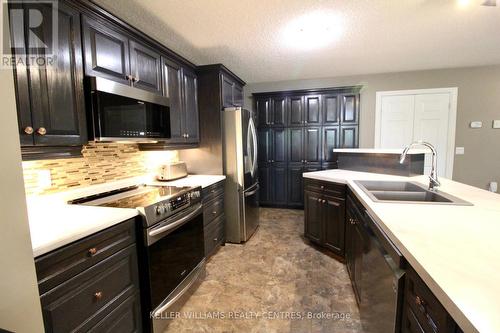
[222, 107, 260, 243]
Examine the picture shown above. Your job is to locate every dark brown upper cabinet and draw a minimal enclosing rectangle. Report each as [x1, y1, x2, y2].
[288, 95, 304, 126]
[271, 97, 287, 127]
[258, 128, 272, 164]
[304, 127, 322, 163]
[288, 127, 304, 163]
[11, 1, 87, 158]
[82, 15, 162, 94]
[323, 127, 339, 162]
[340, 125, 359, 148]
[82, 15, 130, 85]
[129, 40, 162, 94]
[257, 97, 272, 127]
[162, 58, 183, 142]
[273, 128, 287, 163]
[221, 73, 244, 108]
[182, 67, 200, 143]
[322, 94, 340, 125]
[340, 94, 359, 124]
[304, 95, 322, 125]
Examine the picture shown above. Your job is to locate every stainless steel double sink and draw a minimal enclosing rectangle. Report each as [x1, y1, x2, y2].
[353, 180, 472, 206]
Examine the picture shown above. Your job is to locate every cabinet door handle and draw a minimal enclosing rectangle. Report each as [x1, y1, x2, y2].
[186, 133, 190, 138]
[320, 185, 324, 189]
[24, 126, 34, 135]
[304, 121, 308, 124]
[212, 211, 217, 215]
[37, 127, 47, 135]
[88, 247, 97, 256]
[322, 199, 326, 203]
[94, 291, 103, 301]
[126, 74, 133, 81]
[213, 237, 218, 242]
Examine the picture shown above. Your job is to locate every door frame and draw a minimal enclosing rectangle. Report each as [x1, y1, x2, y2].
[374, 87, 458, 179]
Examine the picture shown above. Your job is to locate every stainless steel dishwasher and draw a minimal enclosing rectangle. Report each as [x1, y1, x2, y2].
[358, 209, 406, 333]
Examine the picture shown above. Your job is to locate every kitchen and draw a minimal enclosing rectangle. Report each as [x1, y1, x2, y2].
[1, 1, 500, 333]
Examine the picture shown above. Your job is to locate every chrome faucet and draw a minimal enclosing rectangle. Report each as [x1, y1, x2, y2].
[399, 141, 441, 191]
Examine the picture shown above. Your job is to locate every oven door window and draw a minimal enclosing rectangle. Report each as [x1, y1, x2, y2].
[148, 212, 204, 310]
[96, 91, 170, 139]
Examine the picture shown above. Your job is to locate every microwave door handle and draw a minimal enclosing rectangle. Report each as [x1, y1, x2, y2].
[148, 203, 203, 238]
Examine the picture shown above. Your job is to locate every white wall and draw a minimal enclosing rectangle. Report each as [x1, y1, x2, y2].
[0, 67, 44, 331]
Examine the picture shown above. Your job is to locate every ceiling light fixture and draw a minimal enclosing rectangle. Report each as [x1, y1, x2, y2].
[457, 0, 471, 7]
[282, 11, 343, 51]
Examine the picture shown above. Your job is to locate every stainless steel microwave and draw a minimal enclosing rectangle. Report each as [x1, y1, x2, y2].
[87, 77, 171, 142]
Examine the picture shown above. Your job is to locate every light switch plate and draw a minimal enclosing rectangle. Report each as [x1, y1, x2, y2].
[470, 121, 482, 128]
[455, 147, 465, 155]
[493, 120, 500, 129]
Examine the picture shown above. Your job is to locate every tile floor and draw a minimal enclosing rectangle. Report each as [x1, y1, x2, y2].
[163, 208, 362, 333]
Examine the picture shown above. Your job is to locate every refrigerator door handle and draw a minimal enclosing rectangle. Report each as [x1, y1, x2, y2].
[248, 116, 258, 177]
[244, 184, 260, 197]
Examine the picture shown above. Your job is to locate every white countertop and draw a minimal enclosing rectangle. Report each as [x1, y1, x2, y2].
[304, 169, 500, 333]
[27, 174, 225, 257]
[333, 148, 427, 154]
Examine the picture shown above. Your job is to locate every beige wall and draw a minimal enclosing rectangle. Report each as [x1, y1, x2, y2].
[0, 69, 44, 330]
[244, 65, 500, 189]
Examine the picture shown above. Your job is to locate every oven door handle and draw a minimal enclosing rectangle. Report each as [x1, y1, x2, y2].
[148, 203, 203, 238]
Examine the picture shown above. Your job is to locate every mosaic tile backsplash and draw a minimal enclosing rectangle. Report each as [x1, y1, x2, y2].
[22, 142, 178, 196]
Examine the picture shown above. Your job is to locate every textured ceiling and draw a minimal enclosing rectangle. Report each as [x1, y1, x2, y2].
[93, 0, 500, 83]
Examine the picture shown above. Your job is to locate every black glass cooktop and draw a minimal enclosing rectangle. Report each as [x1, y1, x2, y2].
[68, 185, 191, 209]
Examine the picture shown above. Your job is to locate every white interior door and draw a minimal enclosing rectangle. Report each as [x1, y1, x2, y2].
[380, 95, 415, 149]
[375, 88, 457, 178]
[413, 94, 451, 176]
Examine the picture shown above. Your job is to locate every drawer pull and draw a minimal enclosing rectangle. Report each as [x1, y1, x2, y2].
[213, 238, 218, 242]
[320, 185, 324, 189]
[211, 189, 215, 193]
[88, 247, 97, 256]
[212, 211, 217, 215]
[94, 291, 103, 301]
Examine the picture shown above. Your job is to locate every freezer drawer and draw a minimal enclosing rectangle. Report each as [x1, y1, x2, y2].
[242, 183, 260, 241]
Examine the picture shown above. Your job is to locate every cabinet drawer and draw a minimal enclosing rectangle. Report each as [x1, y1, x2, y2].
[202, 181, 225, 203]
[40, 244, 139, 333]
[204, 214, 225, 256]
[203, 194, 224, 226]
[405, 267, 451, 333]
[35, 218, 137, 294]
[304, 179, 345, 198]
[87, 292, 142, 333]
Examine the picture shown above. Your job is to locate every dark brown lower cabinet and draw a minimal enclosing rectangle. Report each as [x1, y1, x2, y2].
[35, 218, 142, 333]
[402, 266, 463, 333]
[202, 181, 225, 257]
[304, 190, 322, 243]
[304, 179, 346, 257]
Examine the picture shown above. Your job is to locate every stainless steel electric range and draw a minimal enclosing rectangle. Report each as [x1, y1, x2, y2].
[70, 184, 205, 332]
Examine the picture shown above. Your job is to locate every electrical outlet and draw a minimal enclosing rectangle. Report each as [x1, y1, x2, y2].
[493, 120, 500, 129]
[37, 170, 52, 189]
[470, 121, 482, 128]
[455, 147, 465, 155]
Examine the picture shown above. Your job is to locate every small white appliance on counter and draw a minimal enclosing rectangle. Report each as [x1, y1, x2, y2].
[156, 161, 188, 181]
